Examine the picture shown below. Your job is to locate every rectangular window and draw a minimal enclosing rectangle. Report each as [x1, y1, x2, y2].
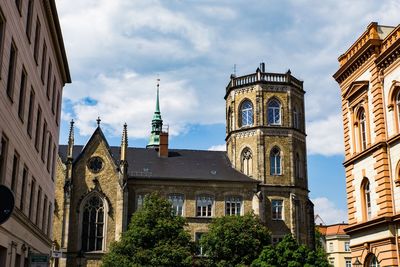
[345, 259, 352, 267]
[36, 186, 42, 225]
[40, 42, 47, 83]
[27, 88, 35, 137]
[168, 194, 184, 216]
[195, 232, 205, 256]
[225, 196, 242, 216]
[20, 166, 28, 212]
[11, 152, 20, 193]
[136, 194, 146, 210]
[329, 242, 333, 252]
[56, 91, 61, 125]
[42, 195, 47, 231]
[344, 241, 350, 252]
[29, 178, 36, 220]
[0, 135, 8, 184]
[51, 78, 56, 114]
[196, 195, 213, 217]
[41, 120, 47, 161]
[26, 0, 34, 41]
[51, 144, 56, 181]
[33, 18, 41, 63]
[47, 203, 52, 236]
[18, 67, 27, 121]
[46, 134, 52, 171]
[34, 106, 42, 151]
[0, 10, 5, 79]
[6, 41, 17, 101]
[46, 61, 52, 99]
[271, 199, 283, 220]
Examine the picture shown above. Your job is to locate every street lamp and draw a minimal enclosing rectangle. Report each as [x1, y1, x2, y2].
[353, 257, 362, 267]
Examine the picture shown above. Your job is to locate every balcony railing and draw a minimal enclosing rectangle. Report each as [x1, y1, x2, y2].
[227, 71, 303, 91]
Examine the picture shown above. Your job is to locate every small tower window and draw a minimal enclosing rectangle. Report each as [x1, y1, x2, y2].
[270, 147, 281, 175]
[295, 153, 301, 179]
[240, 100, 253, 127]
[241, 147, 253, 176]
[81, 194, 105, 252]
[268, 99, 281, 125]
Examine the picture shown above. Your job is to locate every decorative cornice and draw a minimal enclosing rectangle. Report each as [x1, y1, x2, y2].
[343, 141, 386, 167]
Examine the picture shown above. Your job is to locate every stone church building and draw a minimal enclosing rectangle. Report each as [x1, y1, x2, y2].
[52, 64, 315, 266]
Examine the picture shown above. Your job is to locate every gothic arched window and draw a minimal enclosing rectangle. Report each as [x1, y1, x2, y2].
[358, 108, 367, 151]
[81, 194, 105, 252]
[270, 147, 281, 175]
[241, 148, 253, 176]
[240, 100, 253, 127]
[268, 99, 281, 125]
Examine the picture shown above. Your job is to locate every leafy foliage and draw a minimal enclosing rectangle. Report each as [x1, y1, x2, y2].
[251, 234, 331, 267]
[199, 213, 271, 267]
[102, 193, 194, 267]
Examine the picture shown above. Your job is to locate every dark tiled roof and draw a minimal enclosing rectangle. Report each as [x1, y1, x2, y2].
[58, 145, 257, 183]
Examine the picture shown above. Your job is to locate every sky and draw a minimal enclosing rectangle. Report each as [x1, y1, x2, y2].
[55, 0, 399, 225]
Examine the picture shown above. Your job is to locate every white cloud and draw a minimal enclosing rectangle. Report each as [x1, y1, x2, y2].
[56, 0, 399, 155]
[312, 197, 348, 225]
[307, 114, 344, 156]
[208, 144, 226, 151]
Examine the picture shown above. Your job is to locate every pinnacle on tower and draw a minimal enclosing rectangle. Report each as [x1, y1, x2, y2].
[121, 123, 128, 162]
[67, 119, 74, 159]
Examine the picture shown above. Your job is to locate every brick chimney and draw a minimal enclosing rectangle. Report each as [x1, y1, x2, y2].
[159, 131, 169, 157]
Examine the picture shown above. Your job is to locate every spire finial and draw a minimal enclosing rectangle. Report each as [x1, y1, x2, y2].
[121, 123, 128, 162]
[96, 116, 101, 127]
[67, 119, 75, 159]
[156, 78, 160, 113]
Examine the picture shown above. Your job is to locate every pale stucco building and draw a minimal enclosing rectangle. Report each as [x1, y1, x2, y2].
[334, 22, 400, 266]
[0, 0, 70, 266]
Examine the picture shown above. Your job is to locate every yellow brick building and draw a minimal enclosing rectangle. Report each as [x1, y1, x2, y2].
[52, 64, 314, 266]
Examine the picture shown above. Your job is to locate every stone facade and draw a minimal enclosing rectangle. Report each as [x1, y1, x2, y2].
[226, 67, 313, 246]
[52, 64, 314, 267]
[334, 22, 400, 266]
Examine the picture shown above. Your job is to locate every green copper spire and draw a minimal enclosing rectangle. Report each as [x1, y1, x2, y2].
[147, 79, 163, 148]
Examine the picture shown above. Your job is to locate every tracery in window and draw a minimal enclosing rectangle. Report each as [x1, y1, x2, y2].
[168, 194, 184, 216]
[241, 147, 253, 176]
[81, 194, 105, 252]
[240, 100, 253, 127]
[270, 147, 281, 175]
[268, 99, 281, 125]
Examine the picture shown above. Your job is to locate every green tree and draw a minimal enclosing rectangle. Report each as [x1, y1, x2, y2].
[251, 234, 331, 267]
[102, 193, 194, 267]
[199, 213, 270, 267]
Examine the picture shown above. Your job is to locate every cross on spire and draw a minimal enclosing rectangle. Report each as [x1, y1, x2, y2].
[96, 116, 101, 127]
